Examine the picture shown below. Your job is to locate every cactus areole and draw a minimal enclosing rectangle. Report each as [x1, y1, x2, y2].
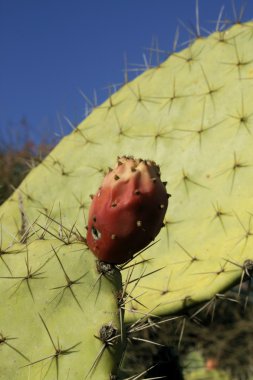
[86, 156, 169, 264]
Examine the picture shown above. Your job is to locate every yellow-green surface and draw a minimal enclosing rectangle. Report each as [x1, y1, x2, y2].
[1, 21, 253, 334]
[0, 240, 122, 379]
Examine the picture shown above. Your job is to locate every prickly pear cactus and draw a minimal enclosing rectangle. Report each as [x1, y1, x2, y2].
[86, 156, 169, 264]
[1, 19, 253, 377]
[0, 239, 123, 379]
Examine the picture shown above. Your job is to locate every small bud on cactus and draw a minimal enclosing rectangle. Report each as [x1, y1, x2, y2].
[86, 156, 169, 264]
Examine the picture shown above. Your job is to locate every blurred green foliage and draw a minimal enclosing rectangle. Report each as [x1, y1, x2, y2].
[0, 140, 52, 205]
[122, 289, 253, 379]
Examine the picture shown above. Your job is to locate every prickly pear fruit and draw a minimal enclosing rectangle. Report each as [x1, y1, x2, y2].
[86, 156, 169, 264]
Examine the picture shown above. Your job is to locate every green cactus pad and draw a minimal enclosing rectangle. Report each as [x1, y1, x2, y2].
[0, 239, 123, 379]
[1, 21, 253, 329]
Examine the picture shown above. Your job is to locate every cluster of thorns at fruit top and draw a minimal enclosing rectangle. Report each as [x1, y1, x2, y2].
[86, 156, 170, 264]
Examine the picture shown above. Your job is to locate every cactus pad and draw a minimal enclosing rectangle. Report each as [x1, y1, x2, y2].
[1, 21, 253, 372]
[0, 239, 123, 379]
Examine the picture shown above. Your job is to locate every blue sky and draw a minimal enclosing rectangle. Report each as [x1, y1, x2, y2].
[1, 0, 252, 145]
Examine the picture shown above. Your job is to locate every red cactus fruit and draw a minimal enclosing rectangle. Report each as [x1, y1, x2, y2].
[86, 156, 170, 264]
